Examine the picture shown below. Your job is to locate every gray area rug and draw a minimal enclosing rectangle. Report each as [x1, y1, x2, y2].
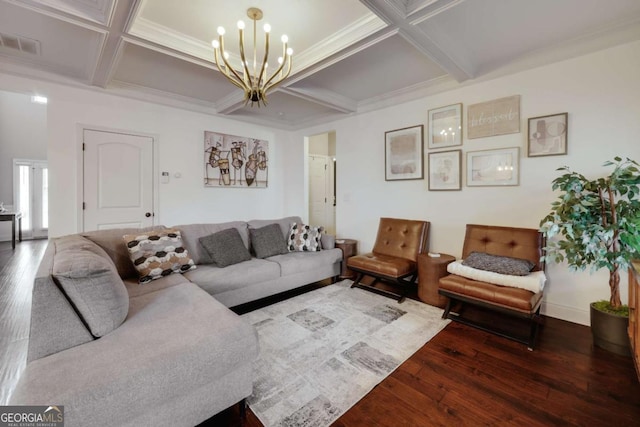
[241, 280, 450, 426]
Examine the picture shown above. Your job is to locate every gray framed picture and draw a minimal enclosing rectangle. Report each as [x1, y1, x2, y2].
[384, 125, 424, 181]
[528, 113, 568, 157]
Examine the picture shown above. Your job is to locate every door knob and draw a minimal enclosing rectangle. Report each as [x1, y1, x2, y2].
[145, 212, 152, 217]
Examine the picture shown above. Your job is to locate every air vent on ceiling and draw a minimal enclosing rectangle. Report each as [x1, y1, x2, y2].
[0, 32, 41, 55]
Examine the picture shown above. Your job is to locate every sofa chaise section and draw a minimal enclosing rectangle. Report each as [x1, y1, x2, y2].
[12, 234, 259, 426]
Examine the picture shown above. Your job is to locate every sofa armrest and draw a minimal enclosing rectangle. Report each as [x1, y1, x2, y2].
[321, 234, 335, 249]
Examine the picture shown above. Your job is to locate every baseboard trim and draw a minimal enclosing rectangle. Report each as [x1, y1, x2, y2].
[542, 301, 590, 326]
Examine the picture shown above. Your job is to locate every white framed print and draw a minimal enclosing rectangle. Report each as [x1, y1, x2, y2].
[428, 150, 462, 191]
[467, 147, 519, 186]
[428, 103, 462, 149]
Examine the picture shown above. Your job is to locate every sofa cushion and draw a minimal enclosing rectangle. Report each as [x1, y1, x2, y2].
[250, 224, 289, 259]
[462, 251, 535, 276]
[123, 229, 196, 284]
[174, 222, 249, 265]
[199, 228, 252, 267]
[82, 226, 167, 279]
[53, 249, 129, 338]
[183, 259, 281, 295]
[267, 249, 343, 276]
[287, 222, 323, 252]
[123, 273, 191, 299]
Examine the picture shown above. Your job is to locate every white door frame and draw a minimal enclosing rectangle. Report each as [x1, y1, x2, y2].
[77, 124, 159, 233]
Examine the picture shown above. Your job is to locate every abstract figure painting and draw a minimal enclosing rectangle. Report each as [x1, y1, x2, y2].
[204, 131, 269, 187]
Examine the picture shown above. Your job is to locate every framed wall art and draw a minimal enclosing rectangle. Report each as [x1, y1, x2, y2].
[467, 147, 519, 186]
[384, 125, 424, 181]
[428, 103, 462, 149]
[428, 150, 462, 191]
[528, 112, 568, 157]
[467, 95, 520, 139]
[204, 131, 269, 187]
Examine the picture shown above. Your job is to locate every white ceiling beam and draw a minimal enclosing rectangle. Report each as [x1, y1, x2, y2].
[215, 91, 246, 115]
[91, 0, 140, 87]
[279, 87, 357, 114]
[359, 0, 475, 81]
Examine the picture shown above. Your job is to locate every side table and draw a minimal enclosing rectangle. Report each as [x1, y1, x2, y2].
[417, 252, 456, 308]
[0, 211, 23, 250]
[335, 239, 358, 280]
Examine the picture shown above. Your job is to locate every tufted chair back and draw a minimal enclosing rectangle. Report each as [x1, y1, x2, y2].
[372, 217, 430, 263]
[462, 224, 545, 271]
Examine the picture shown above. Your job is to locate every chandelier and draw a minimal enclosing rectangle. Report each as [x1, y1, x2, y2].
[211, 7, 293, 107]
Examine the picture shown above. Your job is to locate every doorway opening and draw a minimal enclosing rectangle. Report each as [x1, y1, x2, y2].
[307, 131, 336, 235]
[0, 90, 48, 241]
[13, 159, 48, 239]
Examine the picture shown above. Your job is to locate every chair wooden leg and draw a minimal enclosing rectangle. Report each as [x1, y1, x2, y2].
[442, 297, 453, 319]
[351, 273, 364, 288]
[527, 307, 543, 351]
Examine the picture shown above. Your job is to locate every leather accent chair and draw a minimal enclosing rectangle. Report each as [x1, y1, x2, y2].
[438, 224, 545, 350]
[347, 217, 429, 302]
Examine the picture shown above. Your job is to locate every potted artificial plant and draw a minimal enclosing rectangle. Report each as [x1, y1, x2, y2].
[540, 157, 640, 356]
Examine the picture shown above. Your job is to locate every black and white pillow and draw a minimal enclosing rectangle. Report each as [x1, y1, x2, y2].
[288, 222, 323, 252]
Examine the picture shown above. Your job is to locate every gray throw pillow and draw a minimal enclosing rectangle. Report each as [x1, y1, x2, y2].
[250, 223, 289, 259]
[462, 251, 535, 276]
[53, 250, 129, 337]
[199, 228, 252, 267]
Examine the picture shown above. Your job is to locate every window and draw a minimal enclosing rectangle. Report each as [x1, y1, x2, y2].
[13, 159, 48, 238]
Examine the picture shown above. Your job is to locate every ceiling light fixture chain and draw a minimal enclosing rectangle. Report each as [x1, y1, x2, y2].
[212, 7, 293, 107]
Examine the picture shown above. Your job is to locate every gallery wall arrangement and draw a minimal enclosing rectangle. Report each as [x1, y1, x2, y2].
[204, 131, 269, 188]
[384, 94, 568, 191]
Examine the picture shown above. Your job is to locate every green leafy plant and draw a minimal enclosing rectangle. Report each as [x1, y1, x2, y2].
[540, 157, 640, 310]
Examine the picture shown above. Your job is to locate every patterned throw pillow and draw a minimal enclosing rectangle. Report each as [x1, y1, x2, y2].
[462, 251, 535, 276]
[123, 229, 196, 284]
[287, 222, 323, 252]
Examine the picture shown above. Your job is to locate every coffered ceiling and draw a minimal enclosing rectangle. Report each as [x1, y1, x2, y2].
[1, 0, 640, 129]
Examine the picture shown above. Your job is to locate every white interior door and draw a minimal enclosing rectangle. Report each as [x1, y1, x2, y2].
[83, 129, 154, 231]
[308, 155, 335, 234]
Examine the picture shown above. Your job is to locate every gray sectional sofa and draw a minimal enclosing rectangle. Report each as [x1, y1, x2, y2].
[10, 216, 342, 426]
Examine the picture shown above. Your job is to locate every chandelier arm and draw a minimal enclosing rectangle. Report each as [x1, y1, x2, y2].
[256, 32, 270, 88]
[264, 54, 292, 92]
[218, 36, 247, 88]
[214, 49, 246, 90]
[263, 49, 288, 89]
[238, 28, 253, 88]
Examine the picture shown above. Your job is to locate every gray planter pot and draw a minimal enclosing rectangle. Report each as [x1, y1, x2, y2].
[590, 303, 631, 357]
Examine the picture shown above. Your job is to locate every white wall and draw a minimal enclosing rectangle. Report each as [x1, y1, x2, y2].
[290, 40, 640, 325]
[0, 75, 297, 238]
[0, 90, 47, 239]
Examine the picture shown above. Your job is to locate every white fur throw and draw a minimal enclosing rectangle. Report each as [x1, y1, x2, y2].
[447, 260, 546, 293]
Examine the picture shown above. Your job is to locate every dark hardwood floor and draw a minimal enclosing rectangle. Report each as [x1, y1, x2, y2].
[2, 239, 640, 426]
